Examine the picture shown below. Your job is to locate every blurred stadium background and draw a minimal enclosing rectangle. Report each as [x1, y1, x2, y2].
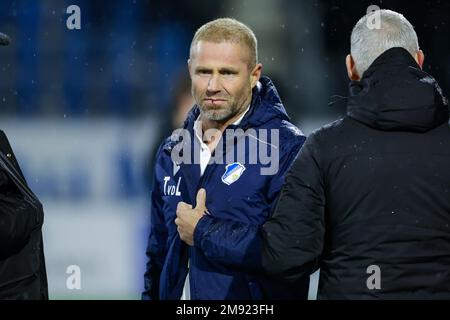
[0, 0, 449, 299]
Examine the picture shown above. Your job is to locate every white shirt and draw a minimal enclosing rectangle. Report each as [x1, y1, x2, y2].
[180, 105, 250, 300]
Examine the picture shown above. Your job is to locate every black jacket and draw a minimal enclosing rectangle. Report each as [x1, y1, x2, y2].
[262, 47, 450, 299]
[0, 130, 48, 299]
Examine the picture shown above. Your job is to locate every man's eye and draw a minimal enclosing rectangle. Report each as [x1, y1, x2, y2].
[221, 71, 235, 75]
[197, 70, 211, 75]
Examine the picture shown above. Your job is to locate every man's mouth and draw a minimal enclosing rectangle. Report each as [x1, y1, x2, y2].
[204, 98, 227, 105]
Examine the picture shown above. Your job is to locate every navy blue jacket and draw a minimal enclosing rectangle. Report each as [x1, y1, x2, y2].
[143, 76, 307, 300]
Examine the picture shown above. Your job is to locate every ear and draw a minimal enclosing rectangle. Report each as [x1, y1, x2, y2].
[187, 59, 193, 77]
[346, 54, 360, 81]
[250, 63, 263, 88]
[415, 49, 425, 69]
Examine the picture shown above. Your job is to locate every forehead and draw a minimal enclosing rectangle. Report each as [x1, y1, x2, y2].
[190, 41, 249, 68]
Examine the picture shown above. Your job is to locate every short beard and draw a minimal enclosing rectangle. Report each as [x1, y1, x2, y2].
[200, 106, 236, 121]
[200, 97, 250, 122]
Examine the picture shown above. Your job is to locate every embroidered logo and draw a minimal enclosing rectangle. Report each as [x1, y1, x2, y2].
[221, 162, 246, 185]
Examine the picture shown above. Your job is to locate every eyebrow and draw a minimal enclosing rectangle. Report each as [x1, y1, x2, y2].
[194, 66, 239, 73]
[195, 66, 212, 72]
[219, 67, 238, 74]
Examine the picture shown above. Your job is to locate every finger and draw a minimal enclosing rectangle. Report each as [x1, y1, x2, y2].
[195, 188, 207, 211]
[177, 201, 192, 214]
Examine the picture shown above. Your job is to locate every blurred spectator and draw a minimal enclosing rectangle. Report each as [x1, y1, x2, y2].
[144, 70, 193, 189]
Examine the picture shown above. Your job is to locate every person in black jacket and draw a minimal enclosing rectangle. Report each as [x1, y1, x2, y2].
[262, 9, 450, 299]
[0, 34, 48, 300]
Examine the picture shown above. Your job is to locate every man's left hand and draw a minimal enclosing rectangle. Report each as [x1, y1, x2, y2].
[175, 188, 208, 246]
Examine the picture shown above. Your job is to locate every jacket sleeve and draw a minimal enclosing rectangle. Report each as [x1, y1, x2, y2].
[193, 135, 306, 274]
[0, 131, 43, 259]
[0, 191, 43, 259]
[142, 147, 168, 300]
[261, 133, 326, 283]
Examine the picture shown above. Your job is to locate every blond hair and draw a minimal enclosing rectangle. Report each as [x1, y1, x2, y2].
[190, 18, 258, 69]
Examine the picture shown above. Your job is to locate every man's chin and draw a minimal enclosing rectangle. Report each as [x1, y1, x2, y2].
[201, 109, 232, 122]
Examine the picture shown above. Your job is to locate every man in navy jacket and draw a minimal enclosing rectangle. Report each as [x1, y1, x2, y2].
[142, 18, 307, 300]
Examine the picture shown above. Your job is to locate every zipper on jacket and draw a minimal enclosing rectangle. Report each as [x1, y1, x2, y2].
[188, 162, 216, 299]
[188, 129, 236, 298]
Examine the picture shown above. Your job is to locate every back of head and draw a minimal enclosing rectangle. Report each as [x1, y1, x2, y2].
[351, 9, 419, 76]
[190, 18, 258, 70]
[347, 9, 449, 133]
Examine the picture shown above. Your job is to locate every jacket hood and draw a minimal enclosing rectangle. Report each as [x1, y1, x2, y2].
[347, 47, 449, 132]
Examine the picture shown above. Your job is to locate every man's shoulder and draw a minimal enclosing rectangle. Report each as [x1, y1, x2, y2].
[152, 136, 176, 171]
[261, 118, 306, 148]
[253, 118, 305, 159]
[308, 117, 348, 144]
[279, 119, 305, 138]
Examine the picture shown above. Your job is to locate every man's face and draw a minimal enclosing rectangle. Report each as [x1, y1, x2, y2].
[189, 41, 260, 122]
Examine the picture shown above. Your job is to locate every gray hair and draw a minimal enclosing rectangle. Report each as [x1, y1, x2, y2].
[351, 9, 419, 76]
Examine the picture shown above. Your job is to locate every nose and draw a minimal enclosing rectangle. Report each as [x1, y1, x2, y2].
[207, 74, 221, 94]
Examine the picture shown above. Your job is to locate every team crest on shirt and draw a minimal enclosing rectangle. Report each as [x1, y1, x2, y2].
[221, 162, 246, 185]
